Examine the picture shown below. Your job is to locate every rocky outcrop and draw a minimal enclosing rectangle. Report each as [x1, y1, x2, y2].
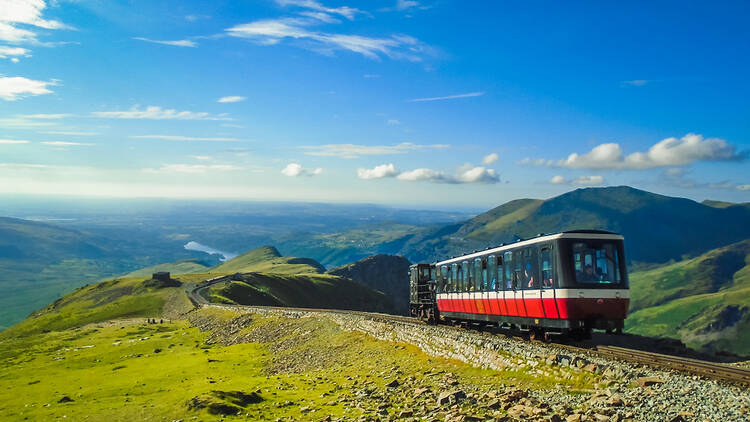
[327, 254, 411, 315]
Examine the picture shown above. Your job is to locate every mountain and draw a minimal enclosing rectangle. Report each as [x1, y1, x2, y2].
[387, 186, 750, 265]
[626, 238, 750, 356]
[124, 258, 212, 278]
[211, 246, 326, 275]
[326, 254, 411, 315]
[702, 200, 750, 209]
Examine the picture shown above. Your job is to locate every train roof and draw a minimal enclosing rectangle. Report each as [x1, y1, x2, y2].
[434, 230, 623, 266]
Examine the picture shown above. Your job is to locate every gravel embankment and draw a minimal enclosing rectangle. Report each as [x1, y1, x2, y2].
[195, 305, 750, 422]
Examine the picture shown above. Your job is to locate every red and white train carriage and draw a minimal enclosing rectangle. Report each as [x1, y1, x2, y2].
[409, 230, 629, 338]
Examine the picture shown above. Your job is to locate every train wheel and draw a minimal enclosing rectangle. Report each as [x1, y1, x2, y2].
[543, 331, 552, 343]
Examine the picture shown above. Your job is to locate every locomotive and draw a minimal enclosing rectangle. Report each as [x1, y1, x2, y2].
[409, 230, 629, 339]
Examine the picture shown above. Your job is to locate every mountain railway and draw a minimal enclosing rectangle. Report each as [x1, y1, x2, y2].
[188, 276, 750, 387]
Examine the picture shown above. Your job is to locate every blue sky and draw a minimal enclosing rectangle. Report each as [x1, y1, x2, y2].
[0, 0, 749, 208]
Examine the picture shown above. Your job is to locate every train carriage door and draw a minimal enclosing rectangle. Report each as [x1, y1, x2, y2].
[451, 263, 459, 313]
[474, 258, 486, 314]
[503, 251, 518, 316]
[487, 255, 499, 315]
[522, 247, 545, 318]
[496, 255, 507, 315]
[463, 261, 475, 314]
[540, 246, 559, 319]
[512, 249, 527, 317]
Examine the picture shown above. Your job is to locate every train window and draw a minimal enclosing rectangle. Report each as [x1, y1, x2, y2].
[440, 266, 448, 293]
[496, 255, 504, 291]
[487, 255, 498, 291]
[504, 251, 513, 289]
[522, 248, 539, 289]
[482, 260, 488, 292]
[571, 241, 622, 285]
[463, 261, 472, 292]
[541, 248, 554, 289]
[513, 250, 524, 290]
[452, 263, 460, 292]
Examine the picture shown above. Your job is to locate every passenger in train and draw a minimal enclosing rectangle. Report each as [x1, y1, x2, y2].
[525, 263, 536, 288]
[582, 264, 599, 282]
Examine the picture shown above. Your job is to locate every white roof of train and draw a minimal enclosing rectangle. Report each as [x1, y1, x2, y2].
[434, 231, 624, 266]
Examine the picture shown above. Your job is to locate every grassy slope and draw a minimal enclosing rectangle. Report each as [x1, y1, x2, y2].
[211, 245, 325, 275]
[124, 259, 210, 278]
[626, 239, 750, 355]
[207, 272, 395, 314]
[0, 308, 596, 421]
[0, 276, 184, 339]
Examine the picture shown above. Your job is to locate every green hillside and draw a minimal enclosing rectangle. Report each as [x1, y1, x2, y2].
[390, 186, 750, 265]
[124, 258, 212, 278]
[626, 239, 750, 356]
[205, 272, 395, 313]
[211, 245, 326, 275]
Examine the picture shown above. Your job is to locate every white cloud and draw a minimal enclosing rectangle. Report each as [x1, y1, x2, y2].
[455, 164, 499, 183]
[737, 185, 750, 191]
[387, 119, 400, 125]
[0, 75, 55, 100]
[621, 80, 648, 87]
[92, 106, 231, 121]
[482, 152, 498, 165]
[397, 168, 451, 183]
[41, 141, 93, 146]
[395, 0, 420, 10]
[357, 163, 398, 179]
[217, 96, 246, 103]
[0, 46, 29, 59]
[408, 92, 484, 102]
[133, 37, 197, 47]
[363, 74, 380, 78]
[191, 155, 212, 161]
[21, 113, 69, 119]
[548, 175, 605, 186]
[0, 139, 30, 144]
[0, 0, 70, 42]
[522, 134, 746, 170]
[301, 142, 448, 159]
[358, 163, 500, 184]
[144, 164, 245, 174]
[281, 162, 322, 177]
[298, 11, 341, 23]
[43, 131, 98, 136]
[130, 135, 239, 142]
[275, 0, 363, 20]
[226, 17, 428, 61]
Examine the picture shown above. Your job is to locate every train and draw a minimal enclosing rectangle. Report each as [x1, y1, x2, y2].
[409, 230, 629, 340]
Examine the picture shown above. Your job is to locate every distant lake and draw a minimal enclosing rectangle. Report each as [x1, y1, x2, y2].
[184, 241, 237, 262]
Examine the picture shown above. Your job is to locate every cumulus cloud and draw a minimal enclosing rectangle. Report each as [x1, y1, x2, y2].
[407, 92, 484, 102]
[0, 75, 55, 100]
[217, 96, 246, 103]
[0, 46, 30, 60]
[521, 134, 746, 170]
[360, 162, 500, 184]
[549, 175, 605, 186]
[482, 152, 498, 165]
[133, 37, 197, 47]
[226, 16, 429, 61]
[130, 135, 239, 142]
[0, 0, 70, 43]
[281, 163, 323, 177]
[92, 106, 231, 121]
[357, 163, 398, 179]
[302, 142, 448, 159]
[144, 164, 245, 174]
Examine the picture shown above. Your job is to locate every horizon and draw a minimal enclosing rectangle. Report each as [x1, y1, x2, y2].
[1, 1, 749, 206]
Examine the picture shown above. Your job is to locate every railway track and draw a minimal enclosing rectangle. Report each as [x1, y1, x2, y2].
[188, 276, 750, 386]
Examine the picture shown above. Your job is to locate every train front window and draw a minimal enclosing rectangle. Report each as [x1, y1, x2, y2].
[571, 241, 622, 285]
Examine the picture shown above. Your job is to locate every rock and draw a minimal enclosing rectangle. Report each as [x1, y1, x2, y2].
[57, 396, 74, 403]
[582, 363, 599, 373]
[386, 379, 400, 388]
[486, 399, 501, 409]
[548, 415, 564, 422]
[437, 390, 466, 406]
[398, 409, 414, 418]
[566, 414, 582, 422]
[593, 414, 610, 421]
[413, 387, 430, 397]
[634, 377, 665, 387]
[606, 396, 624, 406]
